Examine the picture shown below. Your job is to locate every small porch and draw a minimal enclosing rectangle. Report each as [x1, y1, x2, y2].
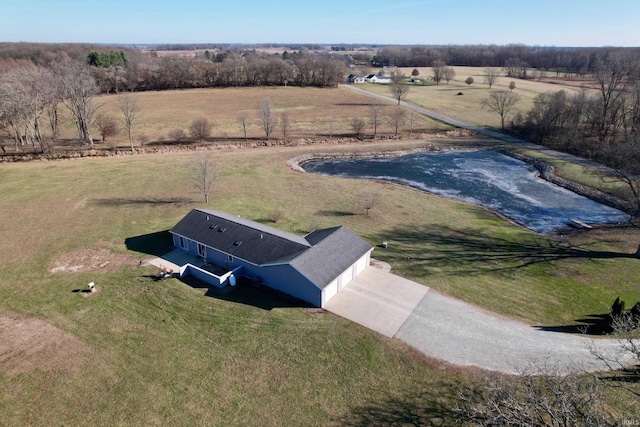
[148, 248, 242, 288]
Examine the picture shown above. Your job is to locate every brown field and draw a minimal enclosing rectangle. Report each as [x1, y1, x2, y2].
[52, 86, 443, 149]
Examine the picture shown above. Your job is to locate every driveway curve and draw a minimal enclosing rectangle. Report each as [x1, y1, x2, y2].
[396, 289, 634, 374]
[326, 268, 635, 374]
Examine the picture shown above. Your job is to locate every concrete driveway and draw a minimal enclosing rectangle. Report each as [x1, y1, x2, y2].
[326, 268, 634, 374]
[323, 267, 430, 338]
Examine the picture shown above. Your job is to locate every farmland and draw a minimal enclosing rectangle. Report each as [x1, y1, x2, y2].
[1, 78, 640, 424]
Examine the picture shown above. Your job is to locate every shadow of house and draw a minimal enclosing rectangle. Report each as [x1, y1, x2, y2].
[200, 276, 312, 310]
[372, 224, 638, 276]
[125, 230, 175, 257]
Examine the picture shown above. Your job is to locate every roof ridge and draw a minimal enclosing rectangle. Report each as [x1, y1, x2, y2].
[196, 209, 310, 247]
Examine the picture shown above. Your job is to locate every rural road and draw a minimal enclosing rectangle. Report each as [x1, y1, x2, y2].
[339, 84, 615, 173]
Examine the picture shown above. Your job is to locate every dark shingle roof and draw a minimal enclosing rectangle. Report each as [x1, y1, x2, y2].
[292, 226, 373, 289]
[171, 209, 373, 288]
[170, 209, 310, 265]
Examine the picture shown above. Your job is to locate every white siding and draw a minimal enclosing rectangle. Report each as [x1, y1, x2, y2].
[321, 250, 373, 307]
[322, 279, 338, 307]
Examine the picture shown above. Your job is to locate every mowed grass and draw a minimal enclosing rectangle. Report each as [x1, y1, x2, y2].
[4, 69, 640, 423]
[54, 86, 442, 148]
[2, 135, 640, 424]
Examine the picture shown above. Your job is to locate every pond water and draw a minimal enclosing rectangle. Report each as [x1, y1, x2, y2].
[301, 150, 628, 234]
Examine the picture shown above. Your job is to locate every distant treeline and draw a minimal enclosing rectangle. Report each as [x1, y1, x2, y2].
[3, 43, 640, 94]
[371, 45, 640, 75]
[0, 43, 346, 92]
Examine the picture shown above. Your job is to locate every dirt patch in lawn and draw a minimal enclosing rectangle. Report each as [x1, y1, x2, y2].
[50, 247, 138, 273]
[0, 314, 90, 379]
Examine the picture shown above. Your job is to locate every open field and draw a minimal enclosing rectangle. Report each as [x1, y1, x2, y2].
[1, 134, 640, 424]
[50, 86, 444, 149]
[358, 66, 597, 129]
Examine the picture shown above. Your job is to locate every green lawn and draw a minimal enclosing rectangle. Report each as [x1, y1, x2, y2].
[1, 135, 639, 423]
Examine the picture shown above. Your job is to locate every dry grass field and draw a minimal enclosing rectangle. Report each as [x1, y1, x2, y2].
[51, 86, 443, 149]
[355, 66, 598, 129]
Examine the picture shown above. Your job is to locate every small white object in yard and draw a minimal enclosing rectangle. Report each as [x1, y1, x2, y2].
[88, 282, 95, 292]
[381, 241, 388, 249]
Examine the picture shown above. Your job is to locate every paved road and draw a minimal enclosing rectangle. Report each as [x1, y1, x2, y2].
[340, 84, 615, 173]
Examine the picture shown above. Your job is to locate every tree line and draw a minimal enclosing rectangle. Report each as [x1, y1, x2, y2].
[476, 50, 640, 219]
[1, 44, 347, 93]
[372, 45, 640, 76]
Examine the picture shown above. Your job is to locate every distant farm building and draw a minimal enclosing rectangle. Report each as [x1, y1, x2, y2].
[365, 74, 392, 84]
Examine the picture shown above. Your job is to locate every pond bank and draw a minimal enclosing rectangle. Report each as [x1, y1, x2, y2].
[290, 146, 633, 222]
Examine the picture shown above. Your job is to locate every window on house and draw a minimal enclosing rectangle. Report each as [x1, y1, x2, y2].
[179, 236, 188, 250]
[197, 243, 206, 258]
[227, 255, 233, 262]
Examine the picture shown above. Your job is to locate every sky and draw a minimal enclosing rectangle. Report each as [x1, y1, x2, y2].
[1, 0, 638, 47]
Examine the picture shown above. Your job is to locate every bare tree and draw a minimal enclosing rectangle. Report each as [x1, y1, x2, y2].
[388, 106, 406, 136]
[454, 363, 615, 426]
[350, 117, 365, 139]
[268, 209, 283, 223]
[191, 154, 218, 203]
[483, 67, 501, 88]
[431, 60, 446, 85]
[595, 139, 640, 220]
[359, 192, 381, 215]
[94, 113, 119, 143]
[389, 71, 410, 105]
[118, 94, 141, 151]
[328, 116, 337, 140]
[189, 118, 212, 143]
[56, 62, 98, 146]
[0, 66, 58, 152]
[408, 110, 417, 138]
[443, 67, 455, 84]
[237, 113, 249, 140]
[280, 111, 291, 140]
[369, 103, 384, 138]
[168, 128, 187, 143]
[258, 97, 275, 140]
[592, 51, 631, 142]
[508, 81, 517, 91]
[465, 76, 474, 86]
[482, 91, 521, 129]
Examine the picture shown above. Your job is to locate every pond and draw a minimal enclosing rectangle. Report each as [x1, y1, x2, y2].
[301, 150, 628, 234]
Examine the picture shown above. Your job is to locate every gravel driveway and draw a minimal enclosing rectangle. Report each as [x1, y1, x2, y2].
[395, 289, 633, 374]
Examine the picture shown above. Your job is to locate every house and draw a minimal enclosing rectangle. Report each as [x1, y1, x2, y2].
[347, 74, 366, 84]
[365, 74, 392, 84]
[169, 209, 374, 307]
